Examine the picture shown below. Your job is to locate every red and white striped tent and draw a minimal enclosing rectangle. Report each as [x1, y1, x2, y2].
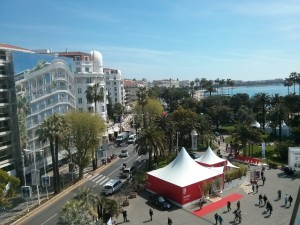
[146, 147, 224, 207]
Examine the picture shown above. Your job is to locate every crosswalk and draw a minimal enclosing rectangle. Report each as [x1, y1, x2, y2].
[86, 174, 111, 186]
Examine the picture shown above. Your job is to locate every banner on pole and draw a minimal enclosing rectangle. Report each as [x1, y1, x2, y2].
[261, 142, 266, 159]
[31, 169, 40, 185]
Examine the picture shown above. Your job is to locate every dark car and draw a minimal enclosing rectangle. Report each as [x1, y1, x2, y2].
[149, 195, 172, 210]
[189, 152, 200, 159]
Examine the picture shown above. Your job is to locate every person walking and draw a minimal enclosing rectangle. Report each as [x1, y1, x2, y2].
[262, 176, 266, 186]
[285, 194, 289, 206]
[237, 200, 240, 210]
[256, 183, 259, 193]
[168, 217, 173, 225]
[218, 215, 224, 225]
[278, 190, 282, 200]
[214, 213, 219, 225]
[149, 208, 153, 221]
[227, 201, 231, 212]
[263, 195, 268, 206]
[289, 195, 293, 206]
[269, 204, 273, 215]
[259, 194, 263, 205]
[122, 210, 127, 222]
[266, 201, 271, 213]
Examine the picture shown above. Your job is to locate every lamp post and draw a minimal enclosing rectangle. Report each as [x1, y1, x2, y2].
[40, 149, 49, 199]
[21, 155, 29, 212]
[24, 149, 41, 205]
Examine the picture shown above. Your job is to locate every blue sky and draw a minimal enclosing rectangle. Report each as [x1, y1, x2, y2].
[1, 0, 300, 81]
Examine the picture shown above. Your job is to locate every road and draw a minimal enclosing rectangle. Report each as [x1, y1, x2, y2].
[16, 143, 144, 225]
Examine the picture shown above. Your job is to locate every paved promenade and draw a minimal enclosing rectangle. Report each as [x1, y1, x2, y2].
[115, 137, 299, 225]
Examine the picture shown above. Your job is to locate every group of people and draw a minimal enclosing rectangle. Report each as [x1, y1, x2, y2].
[284, 193, 294, 207]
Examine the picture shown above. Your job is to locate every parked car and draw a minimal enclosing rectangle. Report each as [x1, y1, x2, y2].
[127, 134, 136, 144]
[119, 149, 129, 158]
[189, 152, 200, 159]
[149, 195, 172, 210]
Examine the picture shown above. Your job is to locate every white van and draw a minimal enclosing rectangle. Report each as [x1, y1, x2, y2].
[103, 179, 123, 195]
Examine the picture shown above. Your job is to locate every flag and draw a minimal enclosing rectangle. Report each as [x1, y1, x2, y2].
[106, 217, 112, 225]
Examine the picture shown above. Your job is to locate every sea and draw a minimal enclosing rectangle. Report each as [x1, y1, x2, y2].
[205, 84, 294, 97]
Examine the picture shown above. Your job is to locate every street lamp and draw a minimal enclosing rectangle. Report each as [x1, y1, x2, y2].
[21, 155, 29, 212]
[24, 149, 41, 205]
[40, 149, 49, 199]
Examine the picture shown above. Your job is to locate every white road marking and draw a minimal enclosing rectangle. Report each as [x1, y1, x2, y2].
[95, 176, 107, 184]
[99, 177, 110, 185]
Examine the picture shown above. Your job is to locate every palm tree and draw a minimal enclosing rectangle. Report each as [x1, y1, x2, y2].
[59, 187, 118, 224]
[155, 114, 175, 153]
[289, 72, 298, 94]
[251, 93, 270, 131]
[58, 199, 94, 225]
[226, 79, 235, 95]
[135, 124, 167, 169]
[136, 87, 148, 127]
[190, 81, 195, 98]
[284, 78, 293, 95]
[219, 79, 226, 96]
[85, 83, 104, 113]
[36, 114, 66, 194]
[17, 94, 31, 150]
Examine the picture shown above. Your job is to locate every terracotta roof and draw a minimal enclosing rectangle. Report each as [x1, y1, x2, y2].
[0, 43, 32, 52]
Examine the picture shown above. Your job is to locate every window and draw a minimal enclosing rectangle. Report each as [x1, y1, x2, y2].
[78, 88, 82, 93]
[114, 82, 116, 85]
[85, 67, 89, 72]
[115, 92, 117, 96]
[84, 56, 89, 61]
[86, 78, 92, 83]
[76, 67, 81, 73]
[114, 77, 116, 80]
[78, 98, 82, 104]
[115, 98, 117, 102]
[75, 56, 80, 61]
[114, 87, 117, 91]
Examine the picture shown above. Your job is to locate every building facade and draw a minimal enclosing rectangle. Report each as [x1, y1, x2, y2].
[104, 68, 125, 107]
[0, 44, 76, 179]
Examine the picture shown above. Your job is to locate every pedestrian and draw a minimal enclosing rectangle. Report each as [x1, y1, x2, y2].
[252, 184, 255, 193]
[168, 217, 172, 225]
[219, 215, 224, 225]
[256, 183, 259, 193]
[122, 210, 127, 222]
[262, 176, 266, 185]
[149, 208, 153, 221]
[278, 190, 282, 200]
[263, 195, 268, 206]
[236, 200, 241, 210]
[214, 213, 219, 225]
[289, 195, 293, 206]
[227, 201, 231, 212]
[285, 194, 289, 206]
[261, 170, 264, 178]
[218, 215, 224, 225]
[259, 194, 263, 205]
[266, 201, 271, 212]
